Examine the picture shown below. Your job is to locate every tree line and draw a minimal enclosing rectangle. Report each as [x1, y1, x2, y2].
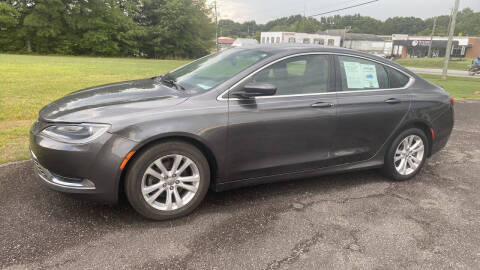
[1, 1, 479, 58]
[219, 8, 480, 39]
[0, 0, 215, 58]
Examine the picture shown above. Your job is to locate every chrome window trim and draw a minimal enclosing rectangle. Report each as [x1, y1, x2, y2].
[216, 52, 415, 101]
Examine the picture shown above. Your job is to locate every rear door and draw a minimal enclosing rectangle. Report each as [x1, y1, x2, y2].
[332, 55, 412, 164]
[224, 54, 337, 181]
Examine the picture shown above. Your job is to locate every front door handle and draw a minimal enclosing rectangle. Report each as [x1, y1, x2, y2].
[311, 102, 334, 108]
[385, 98, 401, 104]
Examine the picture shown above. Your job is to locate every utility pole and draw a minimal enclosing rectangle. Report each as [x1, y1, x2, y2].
[215, 0, 219, 52]
[427, 17, 437, 58]
[442, 0, 460, 80]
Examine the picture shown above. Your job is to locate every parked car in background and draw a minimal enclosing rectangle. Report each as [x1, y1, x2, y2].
[370, 51, 387, 58]
[232, 38, 259, 47]
[31, 45, 454, 220]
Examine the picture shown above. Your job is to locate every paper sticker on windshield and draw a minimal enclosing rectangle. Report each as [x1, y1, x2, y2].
[343, 62, 379, 89]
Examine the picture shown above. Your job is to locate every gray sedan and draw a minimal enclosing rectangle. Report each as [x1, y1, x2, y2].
[30, 45, 454, 220]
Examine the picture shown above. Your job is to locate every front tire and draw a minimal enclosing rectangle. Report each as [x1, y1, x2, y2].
[382, 128, 428, 181]
[125, 141, 210, 220]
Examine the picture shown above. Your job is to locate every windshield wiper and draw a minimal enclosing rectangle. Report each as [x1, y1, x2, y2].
[161, 76, 185, 91]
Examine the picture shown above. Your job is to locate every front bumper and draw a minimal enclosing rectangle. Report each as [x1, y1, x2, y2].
[32, 150, 96, 191]
[30, 129, 138, 203]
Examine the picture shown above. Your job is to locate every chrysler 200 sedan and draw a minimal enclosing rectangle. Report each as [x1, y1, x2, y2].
[30, 45, 454, 220]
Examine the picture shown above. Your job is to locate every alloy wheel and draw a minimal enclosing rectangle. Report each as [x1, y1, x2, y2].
[394, 135, 425, 176]
[141, 154, 200, 211]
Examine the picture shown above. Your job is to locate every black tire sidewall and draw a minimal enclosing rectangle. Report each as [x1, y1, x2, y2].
[384, 128, 429, 181]
[125, 141, 210, 220]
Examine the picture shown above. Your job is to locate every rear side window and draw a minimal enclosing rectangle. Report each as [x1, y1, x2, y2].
[338, 56, 388, 91]
[385, 66, 410, 88]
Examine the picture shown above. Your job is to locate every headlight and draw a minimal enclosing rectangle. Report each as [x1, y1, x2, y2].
[41, 123, 110, 144]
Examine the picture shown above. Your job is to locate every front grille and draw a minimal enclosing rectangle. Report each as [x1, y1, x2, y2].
[32, 157, 51, 181]
[30, 150, 95, 190]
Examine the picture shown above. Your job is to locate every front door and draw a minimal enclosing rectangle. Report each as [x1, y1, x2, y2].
[225, 54, 337, 181]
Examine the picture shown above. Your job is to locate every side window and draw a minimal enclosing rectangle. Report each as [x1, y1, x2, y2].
[385, 66, 410, 88]
[276, 37, 280, 43]
[338, 56, 388, 91]
[248, 55, 331, 96]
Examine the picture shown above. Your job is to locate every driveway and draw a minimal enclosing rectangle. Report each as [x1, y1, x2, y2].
[407, 67, 479, 78]
[1, 100, 480, 269]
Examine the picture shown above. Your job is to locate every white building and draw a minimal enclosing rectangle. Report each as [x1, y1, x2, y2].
[318, 30, 391, 56]
[260, 32, 341, 47]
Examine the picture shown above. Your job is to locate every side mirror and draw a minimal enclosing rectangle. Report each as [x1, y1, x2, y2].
[232, 83, 277, 98]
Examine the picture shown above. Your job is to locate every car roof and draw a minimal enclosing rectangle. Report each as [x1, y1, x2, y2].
[235, 44, 415, 77]
[236, 43, 358, 54]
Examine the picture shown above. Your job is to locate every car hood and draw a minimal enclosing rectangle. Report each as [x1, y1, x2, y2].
[39, 78, 188, 123]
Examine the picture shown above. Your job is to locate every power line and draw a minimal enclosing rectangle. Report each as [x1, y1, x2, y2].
[309, 0, 379, 17]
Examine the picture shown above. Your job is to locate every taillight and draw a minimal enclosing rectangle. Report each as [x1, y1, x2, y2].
[450, 97, 454, 107]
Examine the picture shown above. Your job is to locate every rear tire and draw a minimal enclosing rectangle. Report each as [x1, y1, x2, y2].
[125, 141, 210, 220]
[382, 128, 429, 181]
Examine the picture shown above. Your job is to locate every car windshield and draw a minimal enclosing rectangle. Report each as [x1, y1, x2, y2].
[162, 48, 272, 92]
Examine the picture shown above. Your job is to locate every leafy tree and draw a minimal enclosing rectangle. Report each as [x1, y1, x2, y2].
[456, 8, 480, 36]
[67, 0, 142, 56]
[140, 0, 214, 59]
[1, 1, 479, 58]
[21, 0, 68, 53]
[262, 15, 321, 33]
[383, 17, 425, 34]
[218, 19, 258, 38]
[0, 2, 20, 51]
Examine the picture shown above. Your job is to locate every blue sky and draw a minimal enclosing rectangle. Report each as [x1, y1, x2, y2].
[208, 0, 480, 23]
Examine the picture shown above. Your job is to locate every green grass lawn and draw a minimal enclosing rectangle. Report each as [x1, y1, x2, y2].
[0, 54, 479, 164]
[0, 54, 189, 164]
[418, 73, 480, 99]
[395, 57, 473, 71]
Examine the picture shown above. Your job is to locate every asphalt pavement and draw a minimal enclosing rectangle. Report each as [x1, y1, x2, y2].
[1, 100, 480, 270]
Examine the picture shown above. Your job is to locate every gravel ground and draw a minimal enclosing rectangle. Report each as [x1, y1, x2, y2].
[1, 100, 479, 270]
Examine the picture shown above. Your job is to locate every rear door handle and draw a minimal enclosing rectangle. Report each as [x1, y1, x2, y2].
[311, 102, 334, 108]
[385, 98, 401, 104]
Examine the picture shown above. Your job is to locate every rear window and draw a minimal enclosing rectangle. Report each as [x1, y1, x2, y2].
[386, 66, 410, 88]
[338, 56, 389, 91]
